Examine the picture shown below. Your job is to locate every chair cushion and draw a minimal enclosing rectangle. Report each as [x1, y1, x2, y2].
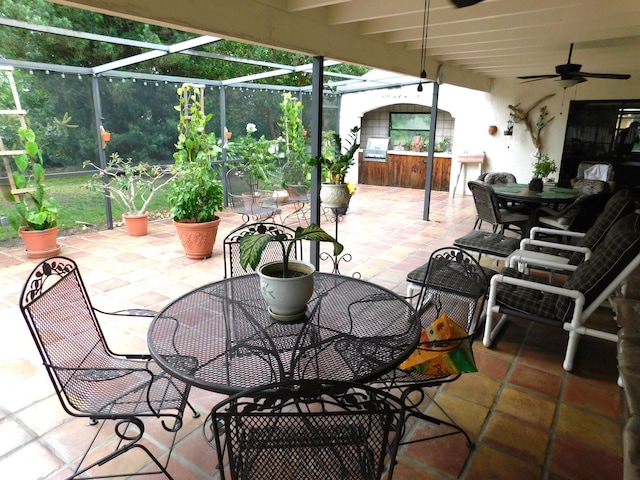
[493, 267, 560, 321]
[572, 179, 610, 195]
[483, 172, 517, 185]
[557, 213, 640, 322]
[453, 230, 520, 258]
[567, 189, 635, 265]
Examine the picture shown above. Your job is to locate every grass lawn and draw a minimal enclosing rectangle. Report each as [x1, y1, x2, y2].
[0, 175, 172, 243]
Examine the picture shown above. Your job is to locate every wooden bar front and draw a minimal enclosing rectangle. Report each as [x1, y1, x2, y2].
[358, 151, 451, 191]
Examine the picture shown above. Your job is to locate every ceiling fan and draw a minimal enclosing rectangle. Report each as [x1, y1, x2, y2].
[450, 0, 484, 6]
[518, 43, 631, 85]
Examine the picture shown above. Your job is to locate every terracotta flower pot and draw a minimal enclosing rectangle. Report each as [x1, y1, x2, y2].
[123, 212, 149, 236]
[173, 217, 221, 260]
[19, 226, 61, 259]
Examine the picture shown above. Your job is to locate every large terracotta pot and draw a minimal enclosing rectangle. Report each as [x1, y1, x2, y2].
[19, 226, 61, 259]
[123, 212, 148, 236]
[258, 260, 315, 322]
[319, 183, 350, 209]
[173, 217, 221, 260]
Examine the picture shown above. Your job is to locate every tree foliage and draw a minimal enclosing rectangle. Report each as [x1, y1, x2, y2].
[0, 1, 365, 171]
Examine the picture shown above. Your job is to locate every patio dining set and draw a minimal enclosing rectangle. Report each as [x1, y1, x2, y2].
[18, 224, 491, 480]
[13, 162, 640, 478]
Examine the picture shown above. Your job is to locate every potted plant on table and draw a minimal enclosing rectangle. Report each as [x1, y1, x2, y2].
[239, 223, 343, 322]
[529, 154, 557, 192]
[169, 84, 224, 259]
[310, 126, 360, 210]
[8, 127, 61, 258]
[83, 153, 173, 236]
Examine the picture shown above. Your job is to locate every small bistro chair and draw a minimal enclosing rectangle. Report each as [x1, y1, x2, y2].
[222, 221, 303, 277]
[204, 379, 405, 480]
[19, 256, 198, 479]
[378, 247, 488, 448]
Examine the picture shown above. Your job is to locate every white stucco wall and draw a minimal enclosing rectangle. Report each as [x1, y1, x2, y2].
[340, 73, 640, 194]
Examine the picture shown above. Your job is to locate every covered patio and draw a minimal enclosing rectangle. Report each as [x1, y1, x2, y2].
[0, 185, 622, 479]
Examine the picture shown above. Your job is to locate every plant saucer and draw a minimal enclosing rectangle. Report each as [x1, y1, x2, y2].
[268, 307, 309, 323]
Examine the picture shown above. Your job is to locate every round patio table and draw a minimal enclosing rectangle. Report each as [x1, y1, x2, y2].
[492, 183, 578, 236]
[147, 273, 421, 394]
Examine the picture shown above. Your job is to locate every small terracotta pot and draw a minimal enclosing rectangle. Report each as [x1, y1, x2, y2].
[19, 226, 61, 259]
[123, 212, 149, 236]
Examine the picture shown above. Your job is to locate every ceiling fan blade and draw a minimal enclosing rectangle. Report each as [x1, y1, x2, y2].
[449, 0, 484, 7]
[517, 74, 558, 80]
[576, 72, 631, 80]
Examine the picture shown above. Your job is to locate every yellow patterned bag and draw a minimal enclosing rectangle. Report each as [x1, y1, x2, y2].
[400, 314, 476, 376]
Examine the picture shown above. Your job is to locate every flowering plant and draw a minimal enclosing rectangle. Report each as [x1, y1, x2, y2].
[226, 123, 280, 186]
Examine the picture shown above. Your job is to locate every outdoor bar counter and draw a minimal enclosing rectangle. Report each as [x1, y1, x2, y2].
[358, 150, 452, 191]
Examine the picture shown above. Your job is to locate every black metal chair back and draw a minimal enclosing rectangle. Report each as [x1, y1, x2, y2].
[379, 247, 488, 448]
[223, 222, 302, 277]
[205, 379, 404, 480]
[19, 256, 195, 479]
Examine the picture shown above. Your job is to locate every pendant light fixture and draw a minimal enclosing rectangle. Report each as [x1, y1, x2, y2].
[417, 0, 431, 92]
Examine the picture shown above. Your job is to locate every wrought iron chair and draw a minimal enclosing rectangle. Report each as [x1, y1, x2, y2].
[280, 160, 311, 226]
[484, 212, 640, 371]
[379, 247, 488, 448]
[223, 221, 303, 277]
[19, 256, 199, 479]
[204, 379, 405, 480]
[226, 166, 281, 223]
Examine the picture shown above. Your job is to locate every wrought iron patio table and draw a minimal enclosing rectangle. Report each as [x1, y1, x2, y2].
[147, 273, 421, 394]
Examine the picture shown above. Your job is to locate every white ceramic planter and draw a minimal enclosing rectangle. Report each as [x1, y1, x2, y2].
[319, 183, 350, 208]
[258, 260, 315, 321]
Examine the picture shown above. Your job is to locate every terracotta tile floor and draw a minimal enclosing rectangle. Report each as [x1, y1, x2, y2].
[0, 185, 624, 479]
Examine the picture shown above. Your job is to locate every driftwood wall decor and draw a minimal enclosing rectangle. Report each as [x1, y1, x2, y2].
[508, 94, 555, 152]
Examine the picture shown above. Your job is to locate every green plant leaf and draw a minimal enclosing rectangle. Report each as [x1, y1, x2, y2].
[239, 234, 274, 270]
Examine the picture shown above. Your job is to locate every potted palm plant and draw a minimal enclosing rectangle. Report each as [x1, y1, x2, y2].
[8, 127, 61, 258]
[310, 126, 360, 209]
[84, 153, 173, 236]
[169, 84, 224, 259]
[239, 224, 343, 321]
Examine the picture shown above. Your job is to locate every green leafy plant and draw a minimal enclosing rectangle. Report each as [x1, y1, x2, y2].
[532, 153, 557, 178]
[169, 84, 224, 223]
[226, 122, 280, 187]
[310, 126, 360, 184]
[8, 127, 58, 231]
[239, 224, 343, 278]
[83, 153, 173, 216]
